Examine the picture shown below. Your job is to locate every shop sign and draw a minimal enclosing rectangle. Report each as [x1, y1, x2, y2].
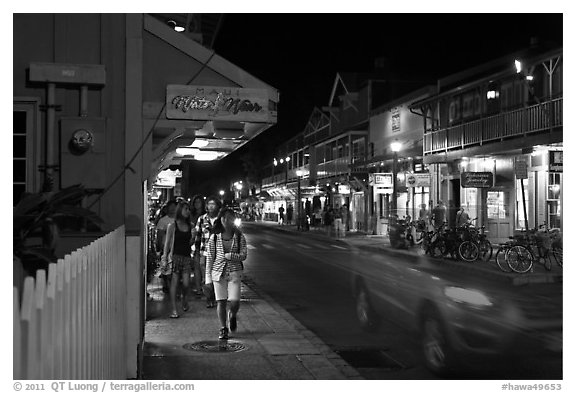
[155, 169, 178, 187]
[337, 185, 350, 194]
[369, 173, 393, 187]
[461, 172, 493, 188]
[166, 85, 271, 122]
[514, 159, 528, 179]
[391, 107, 400, 133]
[549, 151, 563, 172]
[406, 173, 430, 187]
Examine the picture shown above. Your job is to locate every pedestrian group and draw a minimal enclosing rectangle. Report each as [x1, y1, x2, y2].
[155, 195, 247, 341]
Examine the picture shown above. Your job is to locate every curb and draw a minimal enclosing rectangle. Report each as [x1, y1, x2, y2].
[241, 275, 364, 380]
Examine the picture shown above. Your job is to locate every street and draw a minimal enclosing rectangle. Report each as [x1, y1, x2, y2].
[241, 222, 563, 380]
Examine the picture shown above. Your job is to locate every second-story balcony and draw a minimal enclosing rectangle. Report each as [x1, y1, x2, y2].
[315, 156, 367, 180]
[424, 97, 562, 155]
[262, 166, 310, 189]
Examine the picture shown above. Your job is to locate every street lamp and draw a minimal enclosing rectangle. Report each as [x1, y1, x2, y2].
[390, 142, 402, 216]
[296, 170, 303, 230]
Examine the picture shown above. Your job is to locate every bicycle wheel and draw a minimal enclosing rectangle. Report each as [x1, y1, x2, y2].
[506, 245, 534, 274]
[478, 240, 493, 262]
[551, 247, 563, 268]
[458, 241, 479, 262]
[495, 246, 512, 272]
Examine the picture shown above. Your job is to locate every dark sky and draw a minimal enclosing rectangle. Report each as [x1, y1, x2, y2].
[191, 13, 563, 192]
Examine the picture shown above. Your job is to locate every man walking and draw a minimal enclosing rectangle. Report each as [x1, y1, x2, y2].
[193, 195, 221, 308]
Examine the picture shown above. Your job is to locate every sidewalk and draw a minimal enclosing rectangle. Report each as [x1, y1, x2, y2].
[143, 272, 363, 380]
[253, 220, 563, 286]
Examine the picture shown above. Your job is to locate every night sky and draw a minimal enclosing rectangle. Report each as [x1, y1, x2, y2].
[186, 13, 563, 194]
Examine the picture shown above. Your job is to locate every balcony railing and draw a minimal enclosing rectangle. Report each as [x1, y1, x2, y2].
[424, 97, 563, 154]
[261, 173, 287, 189]
[262, 166, 311, 189]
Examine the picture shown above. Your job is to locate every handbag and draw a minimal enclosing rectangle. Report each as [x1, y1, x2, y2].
[202, 282, 215, 302]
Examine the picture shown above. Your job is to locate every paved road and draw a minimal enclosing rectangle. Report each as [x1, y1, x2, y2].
[240, 223, 562, 380]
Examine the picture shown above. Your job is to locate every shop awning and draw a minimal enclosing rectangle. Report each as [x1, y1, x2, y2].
[143, 14, 279, 180]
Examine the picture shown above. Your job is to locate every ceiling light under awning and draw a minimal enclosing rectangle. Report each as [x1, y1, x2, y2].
[175, 147, 222, 161]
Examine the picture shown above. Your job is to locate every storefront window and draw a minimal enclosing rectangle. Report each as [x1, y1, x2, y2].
[414, 187, 430, 219]
[487, 191, 509, 220]
[548, 173, 562, 229]
[515, 180, 529, 230]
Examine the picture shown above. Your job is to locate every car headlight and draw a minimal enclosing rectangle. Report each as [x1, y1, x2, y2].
[444, 286, 493, 307]
[234, 217, 242, 227]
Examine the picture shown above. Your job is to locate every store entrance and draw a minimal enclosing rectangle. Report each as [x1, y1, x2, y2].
[486, 189, 513, 242]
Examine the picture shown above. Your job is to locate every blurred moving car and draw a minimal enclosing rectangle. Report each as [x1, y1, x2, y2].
[351, 253, 562, 375]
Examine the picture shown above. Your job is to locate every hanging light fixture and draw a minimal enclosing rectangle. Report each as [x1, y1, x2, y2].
[167, 20, 185, 32]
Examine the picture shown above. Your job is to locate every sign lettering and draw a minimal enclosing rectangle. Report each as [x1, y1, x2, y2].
[406, 173, 431, 187]
[549, 151, 563, 172]
[369, 173, 393, 187]
[391, 107, 400, 133]
[514, 159, 528, 179]
[461, 172, 493, 188]
[166, 85, 273, 122]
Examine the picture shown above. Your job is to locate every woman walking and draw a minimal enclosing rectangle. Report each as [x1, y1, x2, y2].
[206, 207, 247, 340]
[161, 200, 193, 318]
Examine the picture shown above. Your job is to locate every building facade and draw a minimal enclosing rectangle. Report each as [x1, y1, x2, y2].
[13, 13, 278, 376]
[410, 45, 562, 243]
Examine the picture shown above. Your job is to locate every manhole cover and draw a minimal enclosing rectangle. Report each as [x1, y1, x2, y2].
[183, 340, 248, 353]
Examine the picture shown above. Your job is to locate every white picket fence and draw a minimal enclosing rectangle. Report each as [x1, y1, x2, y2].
[14, 226, 127, 380]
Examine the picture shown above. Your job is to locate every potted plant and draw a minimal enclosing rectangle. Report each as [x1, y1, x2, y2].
[13, 184, 104, 293]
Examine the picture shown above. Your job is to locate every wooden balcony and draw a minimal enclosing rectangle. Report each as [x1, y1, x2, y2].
[424, 98, 562, 155]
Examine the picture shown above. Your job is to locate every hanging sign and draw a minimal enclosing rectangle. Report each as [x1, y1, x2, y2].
[369, 173, 393, 187]
[406, 173, 431, 187]
[391, 107, 400, 133]
[514, 159, 528, 179]
[549, 151, 563, 172]
[461, 172, 493, 188]
[166, 85, 273, 122]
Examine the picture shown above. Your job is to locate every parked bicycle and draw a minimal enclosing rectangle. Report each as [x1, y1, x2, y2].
[504, 224, 562, 273]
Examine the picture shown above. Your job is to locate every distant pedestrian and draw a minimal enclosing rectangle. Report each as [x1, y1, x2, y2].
[432, 200, 447, 230]
[194, 195, 222, 308]
[340, 204, 349, 237]
[206, 207, 248, 340]
[190, 194, 206, 297]
[161, 201, 193, 318]
[455, 205, 470, 227]
[278, 204, 285, 225]
[324, 207, 334, 236]
[286, 204, 294, 225]
[333, 205, 344, 238]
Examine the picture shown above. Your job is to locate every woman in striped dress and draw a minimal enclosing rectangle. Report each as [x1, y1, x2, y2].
[206, 207, 247, 340]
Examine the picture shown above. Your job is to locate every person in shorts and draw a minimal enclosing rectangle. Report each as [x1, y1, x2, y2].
[161, 201, 193, 318]
[205, 207, 247, 340]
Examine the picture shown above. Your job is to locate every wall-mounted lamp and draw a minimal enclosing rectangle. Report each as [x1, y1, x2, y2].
[486, 90, 499, 100]
[167, 20, 185, 32]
